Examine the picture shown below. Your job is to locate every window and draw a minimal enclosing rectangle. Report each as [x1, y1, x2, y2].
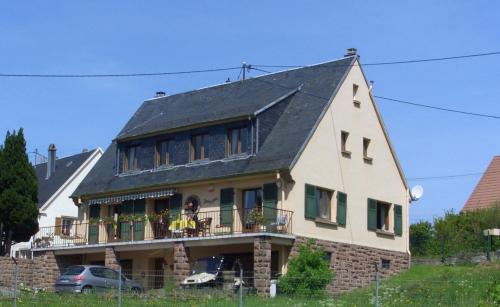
[304, 184, 346, 225]
[353, 84, 360, 107]
[227, 127, 248, 156]
[363, 138, 372, 163]
[243, 188, 263, 211]
[61, 218, 74, 236]
[341, 131, 351, 157]
[123, 145, 139, 171]
[191, 133, 209, 161]
[317, 189, 332, 220]
[381, 259, 391, 270]
[377, 202, 391, 231]
[323, 252, 332, 264]
[156, 140, 174, 167]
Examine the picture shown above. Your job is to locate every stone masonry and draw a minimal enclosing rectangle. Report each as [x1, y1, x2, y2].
[105, 247, 120, 271]
[254, 236, 272, 296]
[173, 242, 190, 286]
[291, 236, 410, 294]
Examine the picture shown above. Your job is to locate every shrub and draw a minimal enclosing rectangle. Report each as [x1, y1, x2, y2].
[278, 239, 334, 296]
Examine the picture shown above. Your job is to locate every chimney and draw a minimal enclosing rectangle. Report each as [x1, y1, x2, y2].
[345, 48, 357, 57]
[155, 91, 166, 98]
[46, 144, 56, 180]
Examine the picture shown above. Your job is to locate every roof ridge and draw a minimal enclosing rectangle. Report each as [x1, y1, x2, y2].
[142, 56, 356, 103]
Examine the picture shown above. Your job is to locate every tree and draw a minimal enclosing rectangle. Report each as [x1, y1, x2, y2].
[278, 239, 334, 297]
[0, 129, 39, 256]
[409, 221, 433, 256]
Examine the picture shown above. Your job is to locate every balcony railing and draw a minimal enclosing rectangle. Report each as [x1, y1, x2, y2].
[32, 207, 293, 249]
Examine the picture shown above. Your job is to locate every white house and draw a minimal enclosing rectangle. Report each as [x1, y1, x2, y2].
[10, 145, 103, 258]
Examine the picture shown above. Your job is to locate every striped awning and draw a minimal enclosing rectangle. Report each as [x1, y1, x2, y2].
[87, 189, 176, 205]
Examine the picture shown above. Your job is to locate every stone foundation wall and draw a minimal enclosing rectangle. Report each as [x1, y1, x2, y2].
[0, 252, 84, 292]
[291, 236, 410, 294]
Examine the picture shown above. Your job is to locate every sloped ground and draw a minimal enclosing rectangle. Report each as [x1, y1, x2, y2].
[1, 263, 499, 306]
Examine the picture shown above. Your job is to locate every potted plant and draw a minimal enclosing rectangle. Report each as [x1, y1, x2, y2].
[245, 209, 266, 231]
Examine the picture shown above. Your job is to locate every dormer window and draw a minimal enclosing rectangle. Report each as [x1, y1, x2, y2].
[191, 133, 209, 161]
[123, 145, 139, 172]
[156, 140, 174, 167]
[227, 127, 248, 156]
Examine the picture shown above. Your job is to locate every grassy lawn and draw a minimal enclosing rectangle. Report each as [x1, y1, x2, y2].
[2, 263, 499, 306]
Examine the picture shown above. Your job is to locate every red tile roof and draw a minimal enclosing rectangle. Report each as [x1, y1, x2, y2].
[462, 156, 500, 211]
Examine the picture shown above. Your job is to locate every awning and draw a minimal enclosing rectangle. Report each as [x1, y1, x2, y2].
[87, 189, 176, 205]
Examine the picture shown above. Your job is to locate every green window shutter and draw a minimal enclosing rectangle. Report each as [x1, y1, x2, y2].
[120, 222, 131, 241]
[305, 184, 317, 219]
[169, 194, 183, 218]
[367, 198, 377, 231]
[394, 204, 403, 236]
[263, 183, 278, 224]
[220, 188, 234, 227]
[133, 221, 144, 241]
[336, 192, 347, 226]
[88, 224, 99, 244]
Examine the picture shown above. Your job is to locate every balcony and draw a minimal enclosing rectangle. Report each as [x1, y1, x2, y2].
[32, 207, 293, 249]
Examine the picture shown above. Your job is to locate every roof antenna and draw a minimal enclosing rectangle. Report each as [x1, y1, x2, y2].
[225, 78, 231, 83]
[242, 62, 252, 80]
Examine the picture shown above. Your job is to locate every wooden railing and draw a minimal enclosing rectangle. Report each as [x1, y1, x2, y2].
[32, 207, 293, 249]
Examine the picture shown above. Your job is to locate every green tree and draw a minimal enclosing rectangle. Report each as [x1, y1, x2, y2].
[0, 129, 39, 256]
[409, 221, 433, 256]
[278, 239, 334, 297]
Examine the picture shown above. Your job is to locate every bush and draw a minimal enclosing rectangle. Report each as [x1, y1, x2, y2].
[410, 204, 500, 258]
[278, 239, 334, 296]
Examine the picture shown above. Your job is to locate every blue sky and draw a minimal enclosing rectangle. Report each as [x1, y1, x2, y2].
[1, 1, 499, 223]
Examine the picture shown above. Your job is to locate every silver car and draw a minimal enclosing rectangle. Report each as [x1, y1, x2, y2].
[55, 265, 143, 294]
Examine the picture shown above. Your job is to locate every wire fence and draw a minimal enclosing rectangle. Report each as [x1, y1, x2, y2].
[1, 264, 499, 307]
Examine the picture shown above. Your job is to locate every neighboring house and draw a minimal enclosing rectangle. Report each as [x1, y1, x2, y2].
[462, 156, 500, 212]
[32, 49, 410, 294]
[10, 145, 103, 258]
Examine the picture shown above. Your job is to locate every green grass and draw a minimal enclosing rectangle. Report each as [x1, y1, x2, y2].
[2, 263, 499, 306]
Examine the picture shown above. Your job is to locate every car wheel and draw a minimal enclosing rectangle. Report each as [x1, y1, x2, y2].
[81, 286, 93, 294]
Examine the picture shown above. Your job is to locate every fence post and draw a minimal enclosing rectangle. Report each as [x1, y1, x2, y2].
[11, 257, 18, 307]
[118, 265, 122, 307]
[374, 262, 379, 307]
[239, 268, 243, 307]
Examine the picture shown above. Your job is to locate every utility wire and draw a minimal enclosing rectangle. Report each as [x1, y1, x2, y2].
[407, 172, 484, 181]
[251, 69, 500, 120]
[2, 50, 500, 78]
[374, 96, 500, 120]
[253, 50, 500, 68]
[0, 67, 241, 78]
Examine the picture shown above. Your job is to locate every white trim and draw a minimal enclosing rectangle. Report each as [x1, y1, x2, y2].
[39, 148, 103, 211]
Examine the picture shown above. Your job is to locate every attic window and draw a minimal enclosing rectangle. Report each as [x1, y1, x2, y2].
[227, 127, 248, 156]
[191, 133, 209, 161]
[353, 84, 360, 107]
[341, 131, 351, 158]
[156, 140, 174, 167]
[123, 145, 139, 172]
[363, 138, 373, 163]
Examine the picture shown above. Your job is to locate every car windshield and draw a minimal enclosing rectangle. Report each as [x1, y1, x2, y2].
[192, 257, 223, 274]
[62, 266, 85, 276]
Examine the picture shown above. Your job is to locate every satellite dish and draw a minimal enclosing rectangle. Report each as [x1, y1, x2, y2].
[410, 185, 424, 201]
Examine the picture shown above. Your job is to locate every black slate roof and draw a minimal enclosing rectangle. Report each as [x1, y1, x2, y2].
[73, 57, 355, 198]
[36, 150, 97, 208]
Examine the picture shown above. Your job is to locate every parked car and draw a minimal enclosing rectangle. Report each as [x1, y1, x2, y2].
[55, 265, 143, 294]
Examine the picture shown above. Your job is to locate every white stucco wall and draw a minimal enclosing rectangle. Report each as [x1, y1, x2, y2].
[286, 60, 409, 253]
[10, 149, 103, 257]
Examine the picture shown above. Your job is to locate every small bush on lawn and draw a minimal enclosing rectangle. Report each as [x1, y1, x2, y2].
[278, 239, 334, 297]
